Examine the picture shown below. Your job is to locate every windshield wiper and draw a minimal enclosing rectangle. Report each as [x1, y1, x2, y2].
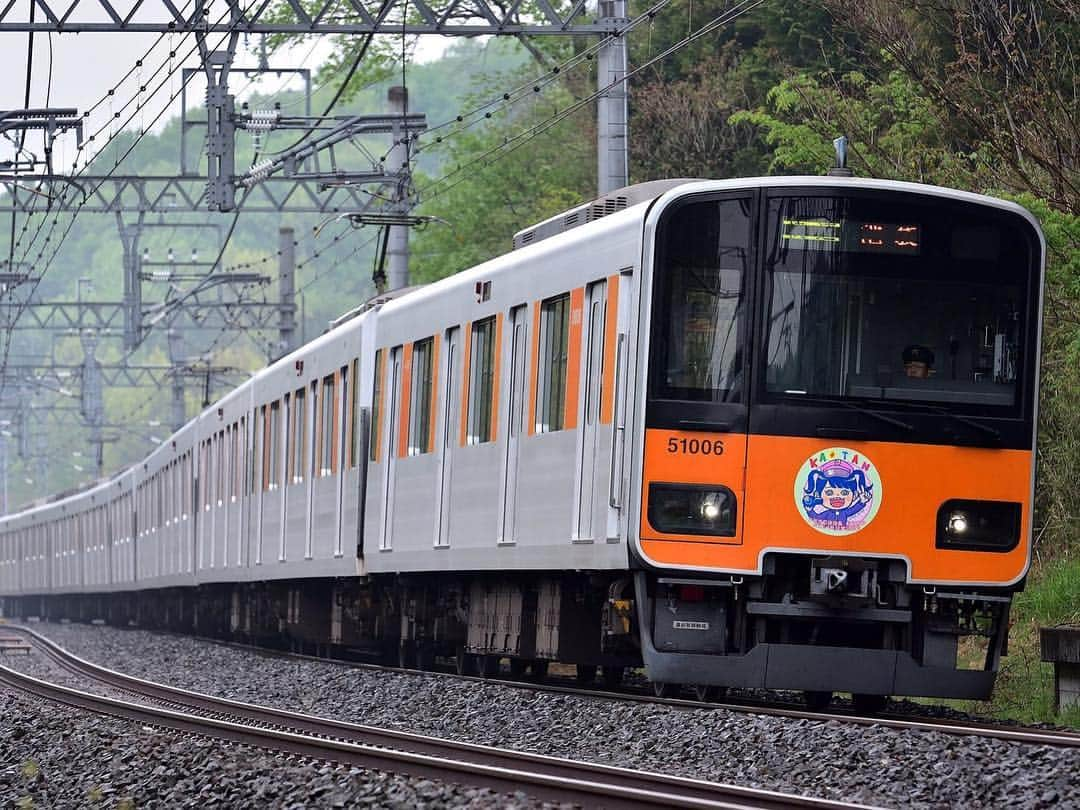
[876, 399, 1002, 441]
[782, 394, 915, 432]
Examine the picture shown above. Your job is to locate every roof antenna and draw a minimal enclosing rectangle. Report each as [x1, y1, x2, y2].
[828, 136, 854, 177]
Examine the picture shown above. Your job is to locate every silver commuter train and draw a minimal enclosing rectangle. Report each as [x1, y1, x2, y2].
[0, 176, 1045, 704]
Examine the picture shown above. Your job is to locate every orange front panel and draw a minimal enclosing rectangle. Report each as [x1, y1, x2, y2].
[639, 434, 1033, 586]
[640, 429, 747, 545]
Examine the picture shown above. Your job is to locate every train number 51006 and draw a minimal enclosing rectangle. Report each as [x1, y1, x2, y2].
[666, 437, 724, 455]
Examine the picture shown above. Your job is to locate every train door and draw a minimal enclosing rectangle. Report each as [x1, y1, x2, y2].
[434, 327, 461, 548]
[380, 346, 403, 551]
[498, 305, 528, 543]
[573, 280, 608, 541]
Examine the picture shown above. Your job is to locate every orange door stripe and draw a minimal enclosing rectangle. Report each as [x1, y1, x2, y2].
[563, 287, 585, 431]
[397, 344, 413, 459]
[459, 322, 472, 447]
[331, 370, 340, 474]
[527, 300, 541, 436]
[491, 312, 503, 441]
[600, 274, 619, 424]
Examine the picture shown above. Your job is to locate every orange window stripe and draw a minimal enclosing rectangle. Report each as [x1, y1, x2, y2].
[600, 274, 619, 424]
[398, 344, 413, 459]
[527, 300, 541, 436]
[375, 354, 385, 463]
[429, 333, 441, 453]
[491, 312, 503, 441]
[331, 370, 340, 474]
[459, 322, 472, 447]
[344, 363, 355, 468]
[563, 287, 585, 431]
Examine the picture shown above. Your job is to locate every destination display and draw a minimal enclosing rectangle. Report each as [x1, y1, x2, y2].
[781, 218, 921, 255]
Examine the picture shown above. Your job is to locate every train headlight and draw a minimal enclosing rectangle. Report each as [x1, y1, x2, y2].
[935, 499, 1021, 552]
[648, 484, 736, 537]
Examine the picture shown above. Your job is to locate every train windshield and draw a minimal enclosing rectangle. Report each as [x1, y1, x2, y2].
[649, 196, 753, 402]
[762, 194, 1033, 414]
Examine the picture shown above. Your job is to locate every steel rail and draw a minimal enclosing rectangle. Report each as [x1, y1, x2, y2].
[11, 623, 1080, 750]
[1, 627, 865, 810]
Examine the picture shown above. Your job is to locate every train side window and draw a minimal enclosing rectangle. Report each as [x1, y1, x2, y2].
[268, 400, 282, 490]
[536, 293, 570, 433]
[467, 317, 497, 444]
[368, 353, 381, 463]
[290, 388, 306, 484]
[409, 337, 435, 455]
[319, 374, 336, 476]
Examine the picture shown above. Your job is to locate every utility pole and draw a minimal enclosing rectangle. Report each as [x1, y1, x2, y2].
[277, 226, 297, 359]
[386, 86, 412, 291]
[597, 0, 629, 195]
[168, 328, 187, 433]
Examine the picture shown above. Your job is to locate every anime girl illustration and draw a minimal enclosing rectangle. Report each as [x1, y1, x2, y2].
[801, 458, 875, 532]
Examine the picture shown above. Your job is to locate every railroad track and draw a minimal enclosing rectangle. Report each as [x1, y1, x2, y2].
[10, 623, 1080, 751]
[0, 627, 865, 810]
[147, 626, 1080, 750]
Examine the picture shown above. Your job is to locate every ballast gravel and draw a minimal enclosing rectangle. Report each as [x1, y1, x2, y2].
[0, 688, 553, 810]
[9, 621, 1080, 809]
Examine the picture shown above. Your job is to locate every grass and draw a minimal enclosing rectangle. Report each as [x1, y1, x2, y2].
[958, 553, 1080, 727]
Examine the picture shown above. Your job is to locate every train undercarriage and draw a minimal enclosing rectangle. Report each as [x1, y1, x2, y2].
[0, 553, 1012, 703]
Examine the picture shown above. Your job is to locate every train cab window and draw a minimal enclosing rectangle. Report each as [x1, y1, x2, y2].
[468, 317, 497, 444]
[762, 194, 1034, 414]
[409, 337, 435, 455]
[649, 196, 752, 402]
[536, 293, 570, 432]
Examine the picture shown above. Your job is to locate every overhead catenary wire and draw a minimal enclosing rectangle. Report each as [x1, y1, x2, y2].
[415, 0, 767, 204]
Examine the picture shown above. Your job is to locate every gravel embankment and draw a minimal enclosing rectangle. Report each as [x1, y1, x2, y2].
[9, 622, 1080, 809]
[0, 686, 554, 809]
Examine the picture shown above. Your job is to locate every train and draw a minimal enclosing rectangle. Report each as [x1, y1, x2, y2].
[0, 175, 1045, 710]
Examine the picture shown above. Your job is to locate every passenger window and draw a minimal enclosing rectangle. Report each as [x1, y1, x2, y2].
[536, 293, 570, 433]
[319, 374, 335, 476]
[290, 388, 306, 483]
[467, 317, 497, 444]
[267, 400, 281, 490]
[409, 337, 435, 455]
[368, 353, 381, 463]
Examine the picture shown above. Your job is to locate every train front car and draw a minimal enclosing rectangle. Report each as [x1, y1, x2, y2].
[631, 179, 1044, 703]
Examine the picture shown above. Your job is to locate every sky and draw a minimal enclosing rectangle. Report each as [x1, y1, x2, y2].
[0, 27, 449, 172]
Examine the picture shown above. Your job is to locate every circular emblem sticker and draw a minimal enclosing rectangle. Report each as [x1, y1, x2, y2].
[794, 447, 882, 536]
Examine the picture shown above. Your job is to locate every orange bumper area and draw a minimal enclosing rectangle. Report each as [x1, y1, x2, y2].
[639, 431, 1033, 586]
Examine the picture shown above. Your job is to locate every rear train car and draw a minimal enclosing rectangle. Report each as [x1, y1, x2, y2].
[0, 176, 1044, 703]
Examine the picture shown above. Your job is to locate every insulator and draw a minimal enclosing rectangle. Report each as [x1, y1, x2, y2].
[242, 159, 276, 188]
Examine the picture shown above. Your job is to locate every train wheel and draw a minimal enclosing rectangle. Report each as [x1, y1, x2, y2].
[575, 664, 598, 685]
[693, 684, 727, 702]
[803, 690, 833, 711]
[601, 666, 625, 689]
[851, 693, 889, 714]
[454, 648, 477, 676]
[509, 658, 528, 678]
[652, 681, 679, 699]
[481, 655, 500, 677]
[529, 660, 549, 681]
